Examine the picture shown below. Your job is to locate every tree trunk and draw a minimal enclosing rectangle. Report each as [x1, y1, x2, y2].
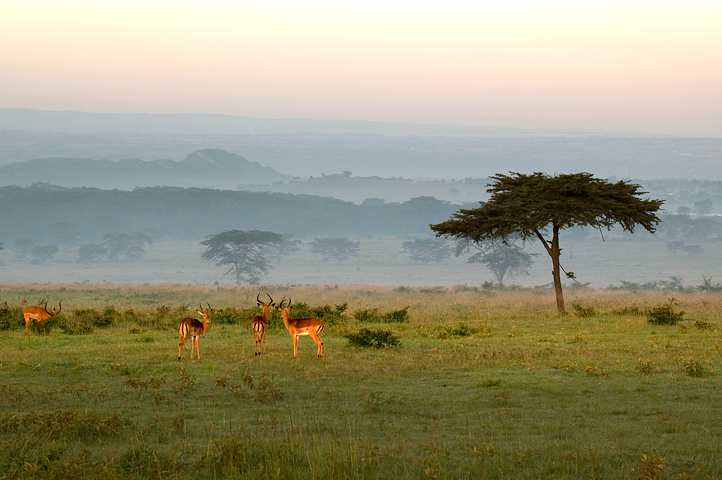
[535, 225, 566, 314]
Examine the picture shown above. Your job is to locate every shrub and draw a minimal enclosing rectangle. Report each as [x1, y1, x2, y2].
[353, 308, 382, 323]
[345, 328, 400, 348]
[28, 315, 59, 335]
[612, 305, 644, 316]
[571, 302, 595, 317]
[647, 298, 684, 325]
[353, 306, 409, 324]
[683, 360, 705, 377]
[290, 301, 348, 326]
[133, 305, 177, 329]
[421, 322, 489, 339]
[636, 358, 657, 375]
[0, 304, 23, 330]
[694, 320, 713, 330]
[213, 307, 256, 325]
[68, 306, 119, 329]
[384, 306, 410, 323]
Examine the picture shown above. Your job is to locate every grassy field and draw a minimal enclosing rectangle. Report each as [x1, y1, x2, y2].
[1, 283, 721, 479]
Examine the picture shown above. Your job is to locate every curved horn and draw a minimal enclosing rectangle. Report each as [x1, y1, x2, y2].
[267, 293, 274, 306]
[56, 300, 62, 315]
[257, 293, 263, 306]
[207, 302, 212, 312]
[288, 297, 292, 308]
[44, 301, 52, 315]
[199, 303, 203, 312]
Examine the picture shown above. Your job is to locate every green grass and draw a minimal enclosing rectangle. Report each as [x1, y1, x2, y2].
[0, 283, 721, 479]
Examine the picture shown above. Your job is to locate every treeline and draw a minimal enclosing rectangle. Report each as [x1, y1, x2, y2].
[0, 184, 464, 245]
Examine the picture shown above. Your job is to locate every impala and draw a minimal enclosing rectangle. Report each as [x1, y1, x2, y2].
[276, 298, 324, 358]
[23, 300, 62, 334]
[178, 303, 212, 361]
[252, 293, 275, 356]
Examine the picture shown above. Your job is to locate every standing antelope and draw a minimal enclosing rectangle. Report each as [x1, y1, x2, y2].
[252, 293, 275, 356]
[276, 298, 324, 358]
[178, 303, 212, 361]
[23, 300, 62, 334]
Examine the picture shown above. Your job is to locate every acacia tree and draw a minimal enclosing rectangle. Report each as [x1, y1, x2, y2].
[77, 244, 107, 266]
[102, 232, 153, 261]
[461, 241, 536, 285]
[200, 229, 282, 284]
[431, 172, 664, 313]
[401, 238, 451, 264]
[310, 237, 360, 263]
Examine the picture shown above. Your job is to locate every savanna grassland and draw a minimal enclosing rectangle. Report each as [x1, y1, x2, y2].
[1, 283, 721, 479]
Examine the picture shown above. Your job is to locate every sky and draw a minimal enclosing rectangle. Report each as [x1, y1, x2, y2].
[2, 1, 721, 137]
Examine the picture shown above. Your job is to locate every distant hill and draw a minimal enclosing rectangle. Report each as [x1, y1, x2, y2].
[0, 149, 289, 190]
[0, 108, 587, 136]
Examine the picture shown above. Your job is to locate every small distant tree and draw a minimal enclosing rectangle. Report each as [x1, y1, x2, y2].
[31, 245, 59, 264]
[401, 238, 451, 264]
[262, 235, 302, 263]
[431, 172, 663, 314]
[13, 238, 36, 260]
[52, 221, 81, 249]
[102, 232, 153, 261]
[77, 244, 107, 266]
[200, 229, 282, 284]
[461, 241, 536, 285]
[694, 199, 713, 215]
[310, 237, 360, 263]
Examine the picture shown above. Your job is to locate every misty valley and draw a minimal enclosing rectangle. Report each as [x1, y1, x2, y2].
[1, 182, 721, 290]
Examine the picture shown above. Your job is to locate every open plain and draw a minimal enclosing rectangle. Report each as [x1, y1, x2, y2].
[1, 283, 720, 479]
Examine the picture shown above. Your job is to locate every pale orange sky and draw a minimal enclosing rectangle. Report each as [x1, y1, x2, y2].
[2, 1, 721, 136]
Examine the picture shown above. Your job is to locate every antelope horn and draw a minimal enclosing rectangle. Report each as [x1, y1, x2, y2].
[199, 303, 203, 311]
[267, 293, 274, 306]
[288, 297, 292, 308]
[56, 300, 62, 315]
[257, 293, 263, 306]
[207, 302, 212, 312]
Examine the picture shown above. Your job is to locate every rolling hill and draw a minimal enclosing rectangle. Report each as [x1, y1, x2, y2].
[0, 149, 289, 190]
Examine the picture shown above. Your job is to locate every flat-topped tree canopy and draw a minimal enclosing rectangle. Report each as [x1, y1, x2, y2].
[430, 172, 664, 313]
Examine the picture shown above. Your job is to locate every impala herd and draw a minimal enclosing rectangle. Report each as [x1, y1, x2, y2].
[21, 293, 324, 361]
[177, 293, 324, 360]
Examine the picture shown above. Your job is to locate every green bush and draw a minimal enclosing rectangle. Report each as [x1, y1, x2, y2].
[571, 302, 595, 317]
[288, 301, 348, 326]
[28, 315, 59, 335]
[60, 312, 95, 335]
[647, 298, 685, 325]
[213, 306, 256, 325]
[353, 308, 382, 323]
[422, 322, 488, 339]
[345, 328, 400, 348]
[0, 304, 23, 330]
[353, 306, 409, 323]
[68, 306, 119, 329]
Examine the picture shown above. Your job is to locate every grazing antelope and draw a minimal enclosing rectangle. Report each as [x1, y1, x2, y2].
[252, 293, 275, 356]
[276, 298, 324, 358]
[23, 300, 62, 334]
[178, 303, 212, 361]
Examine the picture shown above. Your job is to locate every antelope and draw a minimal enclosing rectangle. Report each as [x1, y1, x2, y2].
[276, 298, 324, 358]
[178, 303, 212, 361]
[252, 293, 275, 356]
[23, 300, 62, 334]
